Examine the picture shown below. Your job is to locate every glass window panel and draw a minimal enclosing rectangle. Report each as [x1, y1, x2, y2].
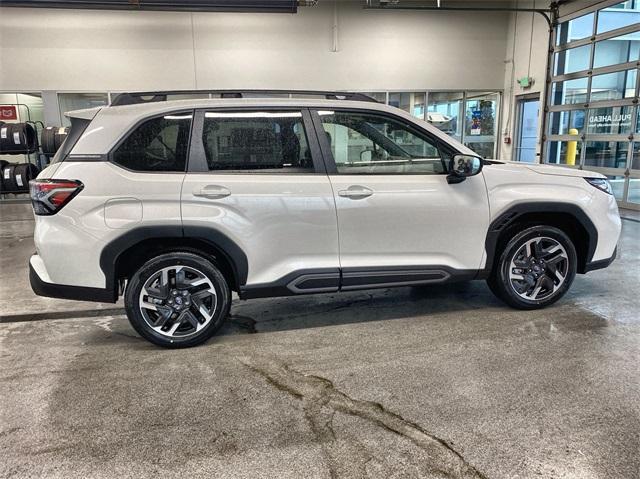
[113, 114, 192, 172]
[627, 177, 640, 204]
[201, 111, 313, 173]
[58, 92, 108, 127]
[554, 44, 592, 75]
[556, 13, 594, 45]
[319, 110, 447, 175]
[590, 69, 637, 102]
[427, 91, 463, 142]
[551, 77, 588, 105]
[593, 32, 640, 69]
[604, 174, 626, 200]
[388, 92, 425, 119]
[361, 92, 386, 103]
[584, 140, 629, 168]
[596, 2, 640, 35]
[546, 140, 582, 165]
[586, 105, 634, 134]
[632, 142, 640, 170]
[549, 109, 586, 135]
[464, 93, 498, 159]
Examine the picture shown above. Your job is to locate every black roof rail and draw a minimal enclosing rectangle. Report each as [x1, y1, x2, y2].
[110, 90, 378, 106]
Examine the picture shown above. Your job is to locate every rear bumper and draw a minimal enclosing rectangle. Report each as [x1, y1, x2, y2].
[583, 247, 617, 273]
[29, 256, 116, 303]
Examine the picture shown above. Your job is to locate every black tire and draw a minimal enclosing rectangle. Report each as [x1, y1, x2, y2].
[124, 252, 231, 348]
[487, 225, 577, 310]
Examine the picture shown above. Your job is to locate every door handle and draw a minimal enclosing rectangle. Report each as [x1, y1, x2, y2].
[193, 185, 231, 199]
[338, 185, 373, 199]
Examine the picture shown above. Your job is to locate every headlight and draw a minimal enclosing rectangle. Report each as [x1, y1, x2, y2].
[585, 177, 613, 195]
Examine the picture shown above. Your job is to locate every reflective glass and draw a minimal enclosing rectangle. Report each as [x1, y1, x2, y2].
[546, 140, 582, 165]
[389, 92, 426, 119]
[628, 177, 640, 204]
[58, 92, 108, 127]
[361, 92, 386, 103]
[586, 105, 634, 134]
[554, 44, 592, 75]
[605, 174, 626, 200]
[597, 2, 640, 34]
[584, 141, 629, 168]
[464, 93, 498, 159]
[589, 69, 637, 102]
[427, 91, 463, 142]
[633, 142, 640, 170]
[556, 13, 594, 45]
[551, 77, 588, 105]
[593, 32, 640, 69]
[549, 109, 585, 135]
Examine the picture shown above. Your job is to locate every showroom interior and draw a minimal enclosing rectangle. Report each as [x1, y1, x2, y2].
[1, 1, 639, 478]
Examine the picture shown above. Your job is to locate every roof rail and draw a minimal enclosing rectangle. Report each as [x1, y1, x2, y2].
[110, 90, 378, 106]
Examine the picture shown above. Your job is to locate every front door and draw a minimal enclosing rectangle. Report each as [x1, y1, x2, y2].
[312, 109, 490, 287]
[181, 108, 340, 294]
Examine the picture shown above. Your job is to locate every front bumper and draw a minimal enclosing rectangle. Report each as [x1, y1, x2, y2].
[29, 255, 116, 303]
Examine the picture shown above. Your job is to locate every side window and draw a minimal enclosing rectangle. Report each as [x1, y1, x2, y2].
[319, 110, 448, 175]
[113, 113, 192, 172]
[202, 111, 314, 173]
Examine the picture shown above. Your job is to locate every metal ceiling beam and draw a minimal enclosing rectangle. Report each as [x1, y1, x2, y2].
[0, 0, 310, 13]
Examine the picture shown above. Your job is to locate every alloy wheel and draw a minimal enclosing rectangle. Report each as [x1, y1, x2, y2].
[138, 265, 218, 338]
[508, 236, 569, 301]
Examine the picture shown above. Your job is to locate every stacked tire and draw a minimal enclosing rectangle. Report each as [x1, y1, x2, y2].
[0, 123, 38, 154]
[41, 126, 69, 157]
[1, 162, 39, 193]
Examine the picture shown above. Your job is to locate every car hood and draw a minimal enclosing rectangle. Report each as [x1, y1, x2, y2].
[484, 160, 605, 179]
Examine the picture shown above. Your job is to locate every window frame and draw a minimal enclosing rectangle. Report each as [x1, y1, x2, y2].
[108, 109, 195, 174]
[309, 108, 459, 176]
[186, 107, 326, 175]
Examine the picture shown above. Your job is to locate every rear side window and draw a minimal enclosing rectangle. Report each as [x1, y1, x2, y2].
[113, 113, 192, 172]
[202, 111, 313, 173]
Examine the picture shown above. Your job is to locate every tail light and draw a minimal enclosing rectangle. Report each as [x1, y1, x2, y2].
[29, 179, 84, 216]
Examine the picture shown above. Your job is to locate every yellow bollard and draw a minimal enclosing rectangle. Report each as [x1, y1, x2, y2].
[566, 128, 578, 165]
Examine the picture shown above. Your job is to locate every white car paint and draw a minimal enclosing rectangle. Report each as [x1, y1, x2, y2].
[30, 96, 621, 296]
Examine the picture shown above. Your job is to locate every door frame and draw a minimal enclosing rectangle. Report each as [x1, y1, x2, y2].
[513, 93, 541, 163]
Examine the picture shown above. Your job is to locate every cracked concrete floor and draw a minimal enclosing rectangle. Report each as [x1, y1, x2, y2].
[1, 202, 639, 479]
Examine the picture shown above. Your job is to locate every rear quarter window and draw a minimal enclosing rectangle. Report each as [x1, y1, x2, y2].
[112, 113, 192, 172]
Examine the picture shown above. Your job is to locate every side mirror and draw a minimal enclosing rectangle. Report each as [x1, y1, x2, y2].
[447, 154, 483, 184]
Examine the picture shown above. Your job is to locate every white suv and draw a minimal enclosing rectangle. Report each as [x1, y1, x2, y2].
[29, 91, 621, 348]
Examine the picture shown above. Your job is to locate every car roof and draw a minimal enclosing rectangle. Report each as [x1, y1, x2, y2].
[68, 97, 477, 157]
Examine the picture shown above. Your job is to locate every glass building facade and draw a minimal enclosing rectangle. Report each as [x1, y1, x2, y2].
[548, 0, 640, 208]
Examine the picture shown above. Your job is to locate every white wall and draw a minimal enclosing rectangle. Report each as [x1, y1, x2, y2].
[0, 2, 510, 92]
[500, 0, 550, 161]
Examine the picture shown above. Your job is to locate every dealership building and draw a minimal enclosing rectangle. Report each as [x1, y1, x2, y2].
[1, 0, 638, 207]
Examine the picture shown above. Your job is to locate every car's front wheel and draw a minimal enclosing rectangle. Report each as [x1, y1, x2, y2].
[124, 252, 231, 348]
[488, 226, 577, 310]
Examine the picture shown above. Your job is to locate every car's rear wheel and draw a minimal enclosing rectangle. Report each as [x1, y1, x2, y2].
[488, 225, 577, 310]
[124, 252, 231, 348]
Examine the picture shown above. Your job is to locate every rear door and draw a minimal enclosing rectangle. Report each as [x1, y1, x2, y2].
[311, 108, 490, 288]
[181, 108, 340, 295]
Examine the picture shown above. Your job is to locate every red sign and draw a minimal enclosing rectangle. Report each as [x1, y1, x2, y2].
[0, 106, 18, 121]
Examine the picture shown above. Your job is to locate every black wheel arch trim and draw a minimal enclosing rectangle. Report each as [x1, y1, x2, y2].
[99, 225, 249, 293]
[482, 202, 598, 277]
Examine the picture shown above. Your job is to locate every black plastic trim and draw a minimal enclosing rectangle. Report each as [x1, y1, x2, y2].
[30, 262, 117, 303]
[99, 225, 249, 293]
[239, 265, 478, 299]
[240, 268, 340, 299]
[482, 202, 598, 277]
[583, 247, 616, 273]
